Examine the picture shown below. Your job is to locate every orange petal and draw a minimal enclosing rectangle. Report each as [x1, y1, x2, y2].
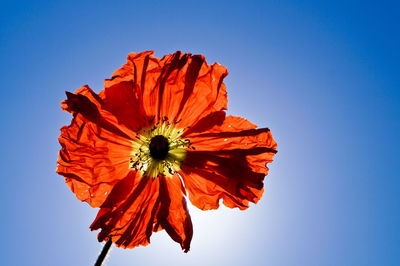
[155, 174, 193, 252]
[62, 85, 136, 139]
[102, 51, 228, 128]
[101, 74, 148, 131]
[180, 115, 277, 210]
[90, 174, 193, 252]
[90, 173, 159, 248]
[57, 86, 134, 207]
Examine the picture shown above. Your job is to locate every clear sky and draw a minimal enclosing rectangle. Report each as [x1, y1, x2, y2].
[1, 0, 399, 265]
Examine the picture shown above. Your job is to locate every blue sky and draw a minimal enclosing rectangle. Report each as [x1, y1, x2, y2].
[0, 1, 399, 265]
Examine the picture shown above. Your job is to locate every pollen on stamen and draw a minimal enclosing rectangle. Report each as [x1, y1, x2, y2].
[129, 121, 192, 178]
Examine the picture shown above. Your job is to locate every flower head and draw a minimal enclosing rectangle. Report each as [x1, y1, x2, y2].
[57, 51, 277, 252]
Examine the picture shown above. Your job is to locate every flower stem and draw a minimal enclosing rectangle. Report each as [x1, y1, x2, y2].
[94, 239, 112, 266]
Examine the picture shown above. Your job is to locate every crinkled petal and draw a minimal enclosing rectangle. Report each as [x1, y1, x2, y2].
[102, 51, 228, 129]
[100, 52, 153, 130]
[155, 174, 193, 252]
[57, 86, 134, 207]
[90, 173, 159, 248]
[90, 174, 193, 252]
[62, 85, 136, 139]
[180, 115, 277, 210]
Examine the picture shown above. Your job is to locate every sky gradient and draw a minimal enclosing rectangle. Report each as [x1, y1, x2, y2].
[1, 1, 399, 265]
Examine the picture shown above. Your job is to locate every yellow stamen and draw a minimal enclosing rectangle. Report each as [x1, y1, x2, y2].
[129, 122, 191, 178]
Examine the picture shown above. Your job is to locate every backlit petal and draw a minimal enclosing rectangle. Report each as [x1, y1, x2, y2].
[57, 86, 134, 207]
[156, 174, 193, 252]
[180, 115, 277, 210]
[102, 51, 228, 128]
[90, 174, 192, 252]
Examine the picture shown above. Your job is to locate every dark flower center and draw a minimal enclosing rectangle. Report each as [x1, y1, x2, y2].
[149, 135, 170, 160]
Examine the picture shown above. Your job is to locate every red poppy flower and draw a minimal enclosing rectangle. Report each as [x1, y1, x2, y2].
[57, 51, 277, 253]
